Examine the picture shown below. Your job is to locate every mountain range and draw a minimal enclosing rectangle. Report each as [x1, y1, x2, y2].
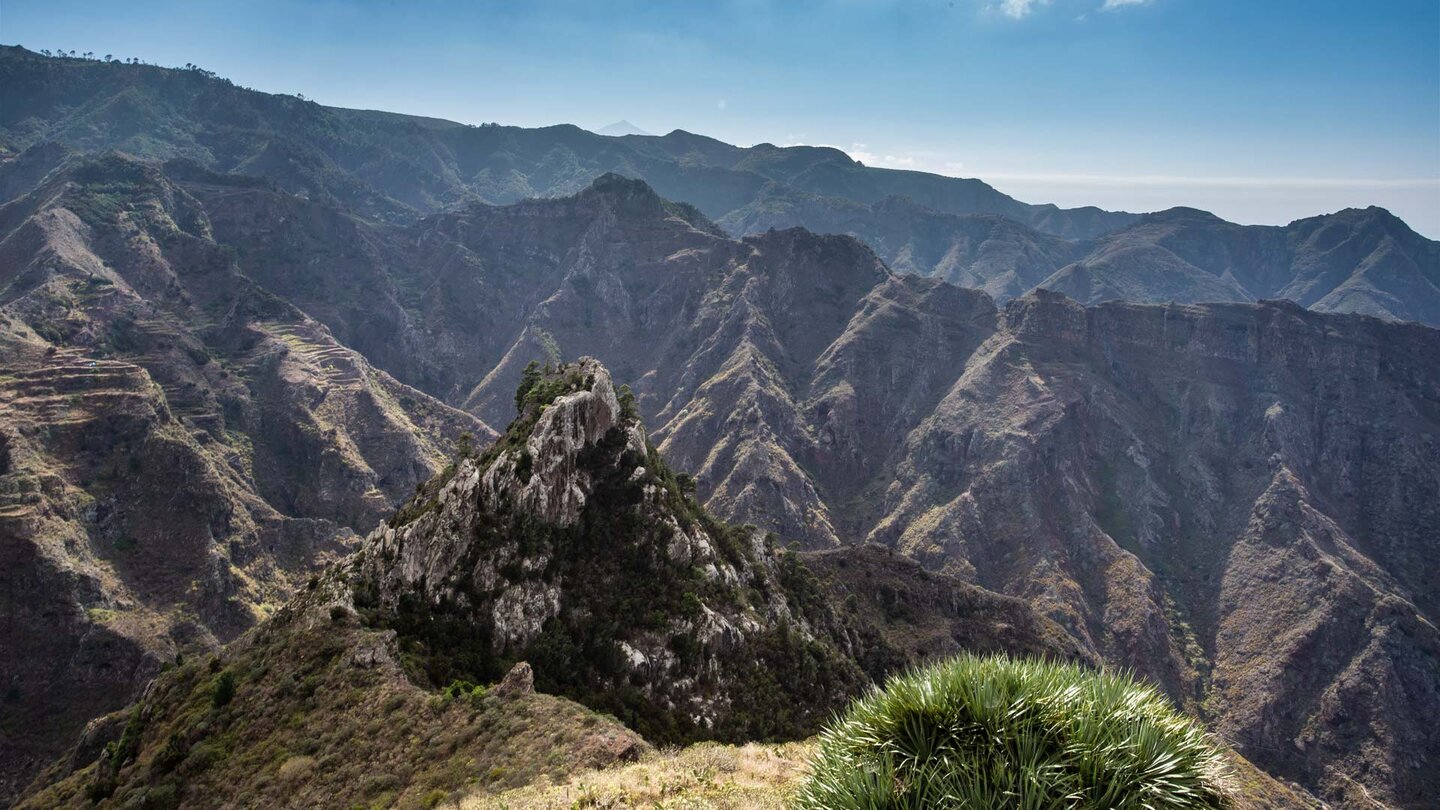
[2, 46, 1438, 809]
[5, 45, 1434, 324]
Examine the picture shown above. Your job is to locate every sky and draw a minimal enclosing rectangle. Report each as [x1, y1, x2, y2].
[5, 0, 1439, 235]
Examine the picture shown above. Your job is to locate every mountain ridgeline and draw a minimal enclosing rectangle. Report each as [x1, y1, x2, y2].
[0, 45, 1129, 237]
[4, 45, 1435, 324]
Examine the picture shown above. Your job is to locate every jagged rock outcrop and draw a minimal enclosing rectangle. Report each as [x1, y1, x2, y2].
[354, 358, 869, 742]
[493, 662, 534, 698]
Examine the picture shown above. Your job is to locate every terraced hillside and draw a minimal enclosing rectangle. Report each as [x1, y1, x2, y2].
[0, 153, 491, 799]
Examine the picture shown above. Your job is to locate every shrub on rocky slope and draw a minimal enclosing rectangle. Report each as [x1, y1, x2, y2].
[796, 654, 1234, 810]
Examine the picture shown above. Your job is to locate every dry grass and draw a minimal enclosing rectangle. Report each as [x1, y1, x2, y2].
[458, 740, 814, 810]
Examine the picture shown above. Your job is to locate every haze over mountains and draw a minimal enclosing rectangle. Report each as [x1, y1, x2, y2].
[4, 45, 1435, 325]
[2, 46, 1438, 809]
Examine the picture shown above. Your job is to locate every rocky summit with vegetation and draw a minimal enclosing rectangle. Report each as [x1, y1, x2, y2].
[350, 357, 871, 744]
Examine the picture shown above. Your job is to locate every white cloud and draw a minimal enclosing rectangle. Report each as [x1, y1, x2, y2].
[843, 143, 924, 169]
[716, 99, 727, 110]
[779, 140, 953, 173]
[999, 0, 1049, 18]
[995, 0, 1148, 20]
[847, 143, 879, 163]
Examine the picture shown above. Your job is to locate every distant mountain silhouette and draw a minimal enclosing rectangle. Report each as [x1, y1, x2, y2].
[0, 45, 1136, 240]
[594, 119, 651, 136]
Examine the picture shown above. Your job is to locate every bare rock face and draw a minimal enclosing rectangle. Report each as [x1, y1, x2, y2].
[484, 359, 648, 525]
[494, 662, 535, 697]
[870, 291, 1440, 807]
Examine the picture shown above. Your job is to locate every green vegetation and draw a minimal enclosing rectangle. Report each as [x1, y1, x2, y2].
[22, 600, 640, 810]
[795, 654, 1232, 810]
[212, 671, 236, 708]
[514, 361, 542, 414]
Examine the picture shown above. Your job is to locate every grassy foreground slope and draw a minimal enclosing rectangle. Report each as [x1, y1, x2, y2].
[462, 727, 1311, 810]
[461, 741, 812, 810]
[19, 576, 647, 810]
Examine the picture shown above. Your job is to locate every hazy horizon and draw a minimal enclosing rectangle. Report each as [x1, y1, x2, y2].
[4, 0, 1438, 236]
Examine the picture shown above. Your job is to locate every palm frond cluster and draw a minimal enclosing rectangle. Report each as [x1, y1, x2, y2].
[795, 654, 1232, 809]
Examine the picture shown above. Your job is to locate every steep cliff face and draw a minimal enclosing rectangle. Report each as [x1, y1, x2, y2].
[871, 292, 1440, 807]
[354, 358, 869, 743]
[0, 152, 491, 799]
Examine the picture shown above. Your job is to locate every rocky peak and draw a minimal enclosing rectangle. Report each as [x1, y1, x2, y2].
[1002, 287, 1089, 341]
[360, 358, 658, 615]
[482, 357, 648, 525]
[577, 173, 723, 236]
[351, 358, 866, 742]
[1142, 206, 1229, 225]
[583, 171, 659, 201]
[494, 661, 535, 697]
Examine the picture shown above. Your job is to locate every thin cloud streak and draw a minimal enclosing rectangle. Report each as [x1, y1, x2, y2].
[969, 173, 1440, 190]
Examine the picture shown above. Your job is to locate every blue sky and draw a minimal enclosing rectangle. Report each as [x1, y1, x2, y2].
[5, 0, 1439, 234]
